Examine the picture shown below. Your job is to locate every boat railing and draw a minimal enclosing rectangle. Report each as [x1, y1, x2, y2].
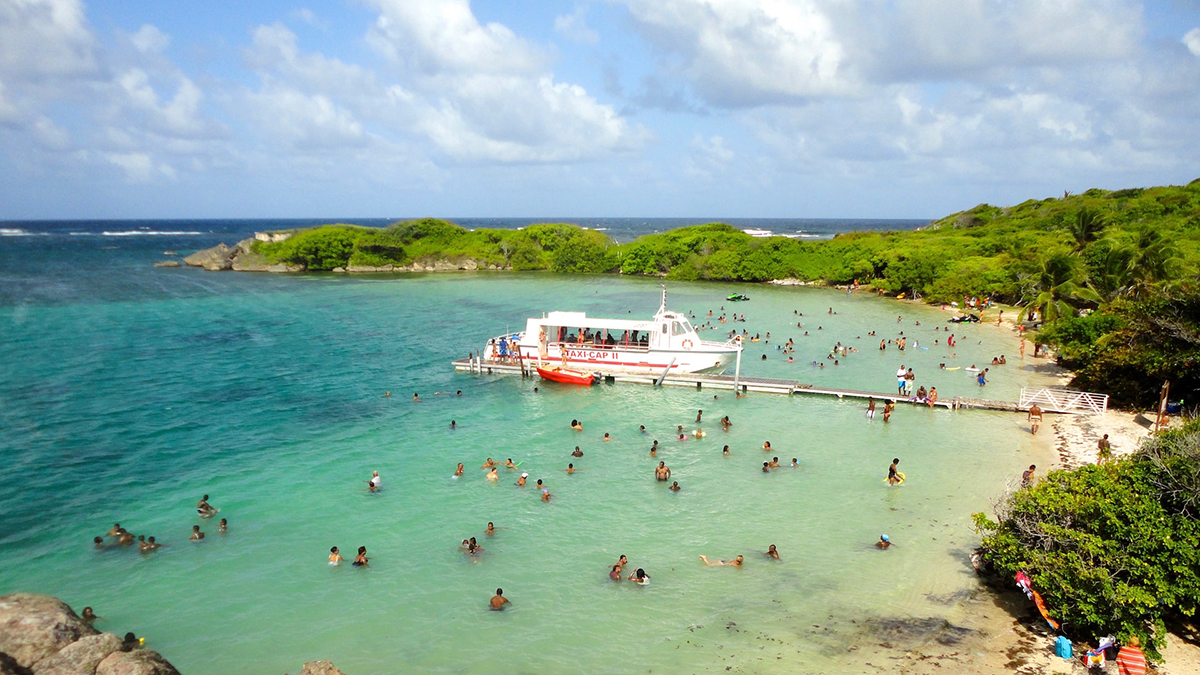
[554, 339, 650, 352]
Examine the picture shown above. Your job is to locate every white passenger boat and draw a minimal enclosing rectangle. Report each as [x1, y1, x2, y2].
[483, 288, 742, 375]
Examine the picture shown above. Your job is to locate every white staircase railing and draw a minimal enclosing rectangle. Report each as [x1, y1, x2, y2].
[1019, 387, 1108, 415]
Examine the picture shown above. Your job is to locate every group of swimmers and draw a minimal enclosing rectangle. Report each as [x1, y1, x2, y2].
[94, 495, 228, 553]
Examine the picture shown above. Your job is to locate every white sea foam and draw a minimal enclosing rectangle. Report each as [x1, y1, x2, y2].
[100, 230, 205, 236]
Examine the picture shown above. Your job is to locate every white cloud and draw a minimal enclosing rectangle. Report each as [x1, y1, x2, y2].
[620, 0, 849, 105]
[1185, 28, 1200, 57]
[129, 24, 169, 54]
[685, 134, 733, 179]
[104, 150, 175, 182]
[289, 8, 326, 30]
[0, 0, 97, 79]
[554, 5, 598, 44]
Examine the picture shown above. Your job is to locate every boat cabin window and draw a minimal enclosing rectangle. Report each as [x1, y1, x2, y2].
[671, 321, 691, 336]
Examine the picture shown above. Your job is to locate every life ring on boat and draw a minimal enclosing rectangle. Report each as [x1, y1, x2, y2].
[682, 339, 694, 350]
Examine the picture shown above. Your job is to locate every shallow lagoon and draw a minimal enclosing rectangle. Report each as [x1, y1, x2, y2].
[0, 272, 1054, 674]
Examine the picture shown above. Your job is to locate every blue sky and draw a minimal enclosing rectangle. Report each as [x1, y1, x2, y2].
[2, 0, 1199, 219]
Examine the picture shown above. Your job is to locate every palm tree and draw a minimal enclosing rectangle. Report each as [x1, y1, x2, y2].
[1022, 253, 1102, 322]
[1125, 226, 1184, 297]
[1067, 209, 1106, 251]
[1087, 244, 1134, 303]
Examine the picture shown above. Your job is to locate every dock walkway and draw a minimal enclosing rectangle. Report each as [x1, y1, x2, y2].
[452, 357, 1030, 412]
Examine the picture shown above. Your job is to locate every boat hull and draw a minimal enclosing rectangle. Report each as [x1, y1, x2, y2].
[519, 345, 736, 376]
[536, 367, 597, 385]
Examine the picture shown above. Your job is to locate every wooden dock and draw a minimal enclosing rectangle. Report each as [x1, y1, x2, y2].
[451, 358, 1030, 412]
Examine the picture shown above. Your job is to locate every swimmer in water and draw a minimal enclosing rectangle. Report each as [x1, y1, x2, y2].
[655, 461, 671, 481]
[699, 555, 744, 567]
[504, 458, 517, 469]
[723, 445, 730, 456]
[763, 441, 772, 451]
[650, 441, 658, 457]
[93, 536, 106, 549]
[486, 468, 499, 482]
[696, 409, 703, 423]
[219, 518, 227, 533]
[762, 462, 771, 473]
[565, 463, 575, 474]
[190, 525, 204, 541]
[329, 546, 343, 565]
[572, 446, 584, 457]
[516, 473, 528, 486]
[876, 535, 891, 549]
[455, 463, 465, 476]
[721, 416, 732, 430]
[791, 457, 799, 467]
[106, 523, 123, 537]
[766, 545, 780, 559]
[412, 393, 420, 402]
[639, 425, 647, 433]
[196, 495, 217, 518]
[603, 433, 611, 441]
[541, 489, 552, 502]
[353, 546, 369, 566]
[536, 479, 544, 489]
[669, 481, 681, 491]
[768, 457, 779, 468]
[629, 568, 650, 584]
[486, 522, 496, 536]
[490, 588, 510, 610]
[482, 458, 497, 469]
[384, 391, 391, 398]
[610, 563, 623, 580]
[137, 535, 148, 551]
[571, 419, 583, 431]
[146, 536, 160, 550]
[81, 607, 99, 624]
[450, 420, 456, 429]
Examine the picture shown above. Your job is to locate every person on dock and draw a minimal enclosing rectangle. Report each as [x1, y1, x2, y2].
[1027, 404, 1042, 434]
[655, 462, 671, 481]
[896, 365, 906, 395]
[927, 387, 938, 407]
[887, 459, 901, 485]
[1022, 465, 1036, 485]
[1098, 434, 1113, 462]
[699, 555, 744, 567]
[876, 535, 891, 549]
[766, 545, 780, 559]
[905, 369, 915, 395]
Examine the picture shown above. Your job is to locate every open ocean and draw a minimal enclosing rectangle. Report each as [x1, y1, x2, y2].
[0, 217, 1056, 675]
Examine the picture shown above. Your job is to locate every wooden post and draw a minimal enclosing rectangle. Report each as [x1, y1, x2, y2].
[1155, 380, 1171, 432]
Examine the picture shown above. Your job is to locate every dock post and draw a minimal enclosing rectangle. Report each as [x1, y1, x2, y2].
[654, 358, 677, 387]
[733, 347, 742, 392]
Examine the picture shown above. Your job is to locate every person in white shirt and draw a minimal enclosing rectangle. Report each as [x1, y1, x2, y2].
[367, 471, 381, 491]
[896, 365, 907, 395]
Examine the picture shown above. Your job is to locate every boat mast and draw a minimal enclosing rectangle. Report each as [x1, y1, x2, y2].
[658, 284, 667, 315]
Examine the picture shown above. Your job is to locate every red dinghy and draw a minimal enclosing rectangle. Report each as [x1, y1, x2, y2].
[536, 366, 597, 386]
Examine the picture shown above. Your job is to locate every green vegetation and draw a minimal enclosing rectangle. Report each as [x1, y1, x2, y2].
[248, 180, 1200, 406]
[251, 219, 614, 273]
[973, 420, 1200, 659]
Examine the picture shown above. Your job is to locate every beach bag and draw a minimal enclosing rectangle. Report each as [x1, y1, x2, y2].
[1055, 636, 1073, 659]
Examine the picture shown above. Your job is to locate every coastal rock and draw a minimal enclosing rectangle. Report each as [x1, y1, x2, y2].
[0, 594, 97, 669]
[296, 660, 348, 675]
[152, 261, 181, 268]
[95, 649, 180, 675]
[36, 633, 125, 675]
[182, 244, 233, 271]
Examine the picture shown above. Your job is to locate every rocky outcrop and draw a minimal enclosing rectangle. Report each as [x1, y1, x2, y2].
[296, 660, 348, 675]
[0, 594, 178, 675]
[0, 594, 97, 669]
[94, 649, 179, 675]
[182, 243, 234, 271]
[37, 634, 124, 675]
[182, 239, 299, 273]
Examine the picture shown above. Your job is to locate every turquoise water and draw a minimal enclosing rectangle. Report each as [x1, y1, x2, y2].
[0, 268, 1053, 674]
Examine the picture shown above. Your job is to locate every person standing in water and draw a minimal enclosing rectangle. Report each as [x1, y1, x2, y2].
[352, 546, 369, 567]
[190, 525, 204, 540]
[490, 588, 510, 610]
[329, 546, 343, 565]
[887, 458, 901, 485]
[454, 463, 465, 476]
[655, 462, 671, 481]
[866, 397, 876, 419]
[765, 545, 780, 559]
[668, 481, 681, 491]
[367, 471, 381, 490]
[876, 535, 891, 549]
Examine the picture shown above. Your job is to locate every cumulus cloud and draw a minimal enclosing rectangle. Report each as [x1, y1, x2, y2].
[1185, 28, 1200, 57]
[685, 134, 733, 179]
[129, 24, 169, 54]
[0, 0, 97, 79]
